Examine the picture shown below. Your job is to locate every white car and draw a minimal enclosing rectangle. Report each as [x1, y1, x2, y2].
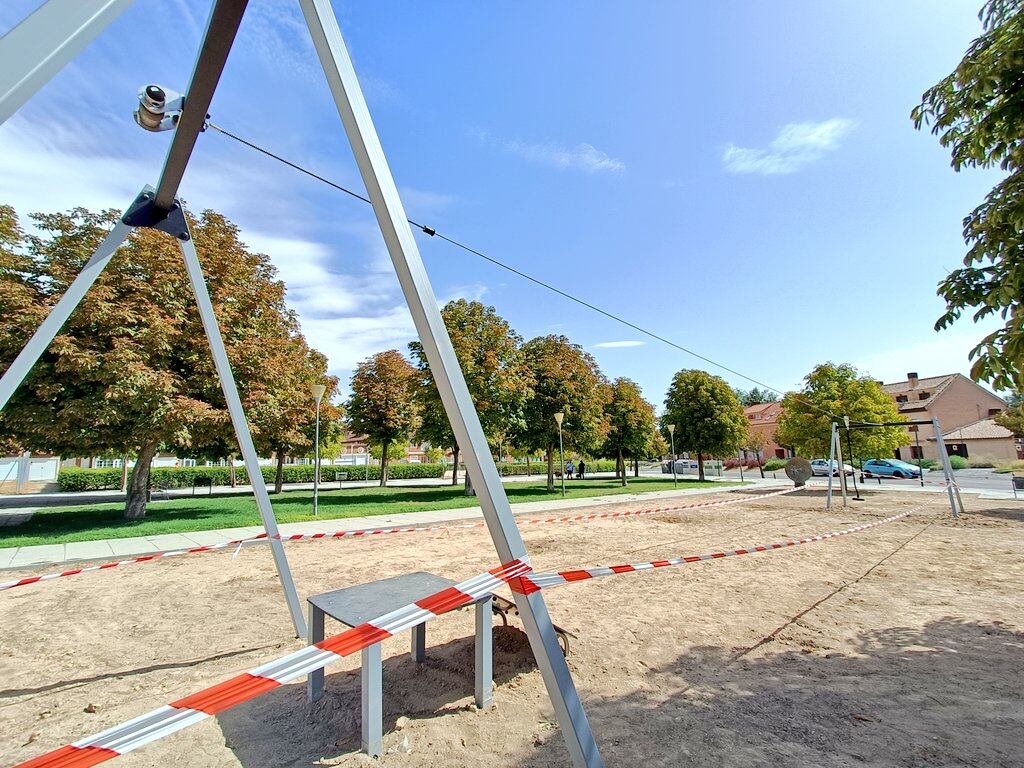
[810, 459, 854, 476]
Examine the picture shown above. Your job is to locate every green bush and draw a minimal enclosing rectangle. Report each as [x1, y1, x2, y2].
[966, 459, 995, 469]
[58, 462, 446, 492]
[489, 459, 619, 476]
[994, 460, 1024, 474]
[763, 458, 788, 472]
[948, 455, 968, 470]
[57, 467, 122, 492]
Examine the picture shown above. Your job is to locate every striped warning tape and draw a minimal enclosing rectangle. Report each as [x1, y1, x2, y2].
[516, 500, 933, 593]
[0, 486, 802, 593]
[13, 558, 533, 768]
[12, 499, 923, 768]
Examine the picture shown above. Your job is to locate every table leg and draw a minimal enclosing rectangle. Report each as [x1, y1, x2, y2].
[361, 643, 383, 756]
[307, 604, 325, 702]
[475, 596, 493, 708]
[411, 623, 426, 663]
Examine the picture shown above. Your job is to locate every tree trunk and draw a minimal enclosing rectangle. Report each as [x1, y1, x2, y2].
[229, 455, 237, 487]
[464, 471, 475, 496]
[451, 444, 459, 485]
[759, 459, 765, 479]
[546, 447, 555, 492]
[380, 440, 390, 487]
[634, 457, 639, 477]
[274, 453, 285, 494]
[119, 456, 129, 493]
[526, 455, 531, 476]
[124, 441, 158, 520]
[618, 449, 627, 486]
[697, 451, 705, 482]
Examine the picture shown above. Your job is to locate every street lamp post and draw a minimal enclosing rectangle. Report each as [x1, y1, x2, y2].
[554, 412, 566, 498]
[843, 414, 862, 501]
[309, 383, 327, 515]
[667, 424, 677, 489]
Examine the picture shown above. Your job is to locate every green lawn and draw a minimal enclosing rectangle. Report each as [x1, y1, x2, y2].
[1, 476, 735, 548]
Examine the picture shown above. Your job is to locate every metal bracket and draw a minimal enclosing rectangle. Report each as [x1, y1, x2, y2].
[122, 188, 190, 240]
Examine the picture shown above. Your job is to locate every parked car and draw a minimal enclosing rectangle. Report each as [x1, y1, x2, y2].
[862, 459, 923, 479]
[661, 459, 699, 473]
[810, 459, 854, 477]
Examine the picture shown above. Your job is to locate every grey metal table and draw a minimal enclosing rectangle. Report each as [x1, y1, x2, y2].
[306, 571, 493, 756]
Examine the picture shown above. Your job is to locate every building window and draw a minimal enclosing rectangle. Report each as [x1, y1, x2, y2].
[910, 446, 923, 459]
[918, 392, 930, 400]
[896, 395, 908, 403]
[989, 408, 1002, 416]
[94, 458, 122, 468]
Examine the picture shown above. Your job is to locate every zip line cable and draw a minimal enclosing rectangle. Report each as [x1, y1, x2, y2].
[206, 121, 832, 415]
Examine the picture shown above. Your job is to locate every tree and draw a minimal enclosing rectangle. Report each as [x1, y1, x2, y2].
[775, 363, 907, 460]
[409, 300, 532, 493]
[518, 335, 610, 491]
[734, 386, 780, 406]
[742, 430, 769, 478]
[996, 405, 1024, 436]
[346, 350, 419, 487]
[0, 205, 329, 519]
[662, 370, 747, 481]
[912, 0, 1024, 390]
[600, 378, 657, 486]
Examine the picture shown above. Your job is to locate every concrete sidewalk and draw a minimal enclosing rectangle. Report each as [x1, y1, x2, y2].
[0, 479, 774, 571]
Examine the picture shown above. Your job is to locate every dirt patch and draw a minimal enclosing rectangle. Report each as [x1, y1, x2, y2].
[1, 490, 1021, 767]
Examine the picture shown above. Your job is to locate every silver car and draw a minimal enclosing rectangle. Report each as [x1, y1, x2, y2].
[810, 459, 853, 476]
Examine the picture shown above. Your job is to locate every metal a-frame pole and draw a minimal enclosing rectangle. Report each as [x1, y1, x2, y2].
[0, 212, 133, 411]
[932, 417, 962, 518]
[0, 0, 307, 639]
[826, 422, 837, 510]
[0, 0, 136, 125]
[297, 1, 603, 764]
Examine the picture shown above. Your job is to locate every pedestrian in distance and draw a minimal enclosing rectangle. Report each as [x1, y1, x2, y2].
[577, 460, 585, 480]
[566, 459, 574, 479]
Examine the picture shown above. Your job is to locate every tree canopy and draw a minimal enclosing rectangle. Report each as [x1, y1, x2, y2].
[346, 350, 420, 486]
[662, 370, 747, 480]
[600, 378, 657, 486]
[519, 335, 609, 490]
[775, 363, 907, 459]
[0, 204, 334, 518]
[912, 0, 1024, 390]
[409, 299, 532, 487]
[734, 386, 780, 406]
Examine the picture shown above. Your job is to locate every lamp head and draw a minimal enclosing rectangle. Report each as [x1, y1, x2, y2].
[843, 415, 851, 429]
[667, 424, 675, 435]
[309, 383, 327, 401]
[554, 412, 564, 426]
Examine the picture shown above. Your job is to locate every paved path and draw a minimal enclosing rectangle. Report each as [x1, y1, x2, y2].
[0, 478, 770, 571]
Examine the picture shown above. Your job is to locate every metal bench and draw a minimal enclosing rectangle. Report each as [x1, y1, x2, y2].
[306, 571, 493, 757]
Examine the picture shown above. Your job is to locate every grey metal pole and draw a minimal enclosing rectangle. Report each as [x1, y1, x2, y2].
[0, 0, 136, 126]
[178, 233, 307, 638]
[557, 424, 566, 498]
[914, 427, 925, 487]
[826, 422, 837, 510]
[313, 396, 321, 516]
[0, 211, 134, 412]
[297, 2, 603, 763]
[668, 425, 677, 488]
[932, 417, 960, 518]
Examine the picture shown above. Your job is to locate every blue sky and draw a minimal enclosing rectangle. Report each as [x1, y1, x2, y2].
[0, 1, 1004, 407]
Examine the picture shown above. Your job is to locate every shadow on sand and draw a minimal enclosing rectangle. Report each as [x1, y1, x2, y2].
[218, 617, 1020, 767]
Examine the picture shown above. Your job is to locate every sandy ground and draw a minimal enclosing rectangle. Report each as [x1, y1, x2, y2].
[1, 488, 1022, 767]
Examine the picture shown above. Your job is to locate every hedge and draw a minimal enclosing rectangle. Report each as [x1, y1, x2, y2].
[58, 462, 445, 492]
[762, 458, 788, 472]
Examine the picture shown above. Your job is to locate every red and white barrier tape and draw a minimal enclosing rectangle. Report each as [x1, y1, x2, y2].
[13, 558, 533, 768]
[1, 486, 802, 593]
[516, 500, 932, 592]
[13, 498, 924, 768]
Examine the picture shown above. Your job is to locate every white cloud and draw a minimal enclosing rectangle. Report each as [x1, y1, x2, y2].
[470, 128, 624, 173]
[722, 118, 856, 175]
[593, 340, 647, 348]
[851, 329, 995, 384]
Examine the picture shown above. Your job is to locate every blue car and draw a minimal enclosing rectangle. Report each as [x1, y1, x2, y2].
[862, 459, 923, 479]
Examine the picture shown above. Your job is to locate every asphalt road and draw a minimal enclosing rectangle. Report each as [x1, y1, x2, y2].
[707, 466, 1018, 493]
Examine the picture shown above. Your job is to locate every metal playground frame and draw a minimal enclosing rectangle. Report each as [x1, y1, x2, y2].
[825, 417, 964, 518]
[0, 1, 604, 765]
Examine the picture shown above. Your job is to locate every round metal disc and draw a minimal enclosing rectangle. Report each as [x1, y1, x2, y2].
[785, 457, 813, 486]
